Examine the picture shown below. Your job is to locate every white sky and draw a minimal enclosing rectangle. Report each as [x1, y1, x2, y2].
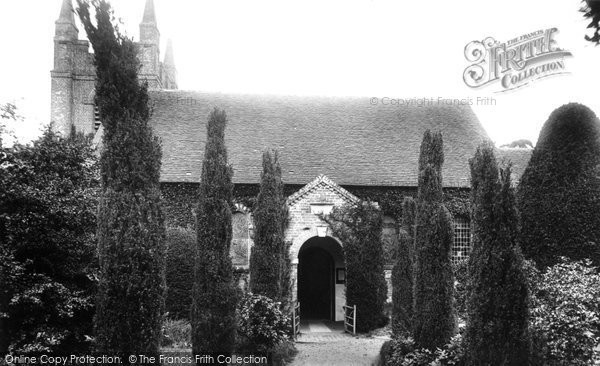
[0, 0, 599, 145]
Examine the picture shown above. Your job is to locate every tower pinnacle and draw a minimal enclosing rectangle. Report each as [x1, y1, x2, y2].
[164, 39, 175, 67]
[142, 0, 157, 24]
[162, 39, 178, 89]
[57, 0, 76, 24]
[55, 0, 78, 40]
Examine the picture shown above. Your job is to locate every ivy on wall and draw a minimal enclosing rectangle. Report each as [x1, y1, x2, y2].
[161, 183, 471, 229]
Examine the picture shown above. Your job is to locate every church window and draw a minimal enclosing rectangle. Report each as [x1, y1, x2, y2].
[452, 216, 471, 264]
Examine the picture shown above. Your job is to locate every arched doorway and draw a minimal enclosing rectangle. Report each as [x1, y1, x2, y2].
[297, 236, 344, 321]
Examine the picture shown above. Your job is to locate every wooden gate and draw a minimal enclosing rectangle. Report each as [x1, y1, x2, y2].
[292, 302, 300, 339]
[343, 305, 356, 335]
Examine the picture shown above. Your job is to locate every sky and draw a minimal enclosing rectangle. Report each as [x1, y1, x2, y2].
[0, 0, 599, 146]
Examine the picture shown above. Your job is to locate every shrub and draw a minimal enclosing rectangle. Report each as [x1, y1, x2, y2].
[0, 128, 98, 353]
[392, 197, 416, 336]
[78, 0, 166, 355]
[529, 258, 600, 365]
[413, 130, 456, 350]
[237, 293, 290, 353]
[381, 334, 464, 366]
[161, 319, 191, 349]
[250, 150, 290, 305]
[271, 340, 297, 366]
[165, 227, 196, 320]
[464, 143, 530, 365]
[518, 103, 600, 268]
[325, 201, 388, 332]
[191, 108, 241, 356]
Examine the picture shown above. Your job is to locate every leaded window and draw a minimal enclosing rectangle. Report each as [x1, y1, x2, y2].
[452, 216, 471, 264]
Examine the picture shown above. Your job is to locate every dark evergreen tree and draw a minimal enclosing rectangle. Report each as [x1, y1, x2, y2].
[413, 130, 455, 351]
[165, 227, 196, 320]
[518, 103, 600, 268]
[326, 201, 387, 332]
[391, 197, 415, 336]
[77, 0, 166, 355]
[581, 0, 600, 44]
[0, 128, 98, 353]
[191, 108, 241, 357]
[250, 150, 289, 304]
[465, 143, 530, 365]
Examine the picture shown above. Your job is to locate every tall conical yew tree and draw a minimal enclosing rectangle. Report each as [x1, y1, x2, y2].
[413, 130, 455, 350]
[191, 108, 240, 357]
[250, 150, 289, 303]
[518, 103, 600, 268]
[465, 143, 530, 366]
[391, 197, 415, 336]
[77, 0, 166, 356]
[326, 201, 388, 332]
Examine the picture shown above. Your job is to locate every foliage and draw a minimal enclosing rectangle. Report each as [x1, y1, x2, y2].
[191, 108, 241, 356]
[77, 0, 166, 355]
[325, 201, 388, 332]
[0, 102, 22, 147]
[464, 142, 530, 365]
[581, 0, 600, 44]
[237, 293, 290, 354]
[518, 103, 600, 268]
[380, 335, 464, 366]
[160, 184, 471, 246]
[161, 319, 191, 349]
[250, 150, 290, 306]
[413, 130, 456, 350]
[392, 197, 415, 336]
[165, 227, 196, 320]
[529, 259, 600, 365]
[0, 127, 98, 353]
[270, 340, 298, 366]
[451, 259, 468, 324]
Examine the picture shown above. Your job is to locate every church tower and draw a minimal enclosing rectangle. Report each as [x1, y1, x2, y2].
[50, 0, 177, 135]
[139, 0, 162, 89]
[50, 0, 97, 135]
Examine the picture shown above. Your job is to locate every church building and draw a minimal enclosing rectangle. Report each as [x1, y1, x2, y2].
[50, 0, 531, 322]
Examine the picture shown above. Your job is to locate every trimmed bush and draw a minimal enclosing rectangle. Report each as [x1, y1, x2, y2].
[250, 150, 290, 305]
[191, 108, 241, 356]
[165, 227, 196, 320]
[325, 201, 388, 332]
[391, 197, 415, 336]
[529, 259, 600, 365]
[518, 103, 600, 268]
[77, 0, 166, 355]
[464, 143, 530, 366]
[0, 128, 98, 353]
[413, 131, 456, 350]
[237, 293, 290, 353]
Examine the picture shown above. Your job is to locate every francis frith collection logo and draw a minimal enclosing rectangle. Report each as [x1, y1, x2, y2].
[463, 28, 572, 91]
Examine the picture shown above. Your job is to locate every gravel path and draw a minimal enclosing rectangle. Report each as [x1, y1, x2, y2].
[290, 332, 389, 366]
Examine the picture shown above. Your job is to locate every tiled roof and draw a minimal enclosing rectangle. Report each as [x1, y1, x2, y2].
[149, 90, 493, 187]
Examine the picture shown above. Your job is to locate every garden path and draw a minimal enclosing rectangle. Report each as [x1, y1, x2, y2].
[290, 320, 390, 366]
